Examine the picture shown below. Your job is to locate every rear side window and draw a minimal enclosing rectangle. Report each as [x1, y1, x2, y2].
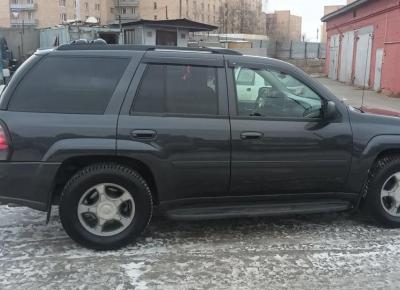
[132, 64, 218, 115]
[8, 56, 128, 114]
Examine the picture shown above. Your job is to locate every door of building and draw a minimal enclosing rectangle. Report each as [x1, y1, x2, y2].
[156, 30, 177, 46]
[354, 27, 373, 88]
[374, 48, 384, 91]
[329, 34, 340, 80]
[339, 31, 355, 83]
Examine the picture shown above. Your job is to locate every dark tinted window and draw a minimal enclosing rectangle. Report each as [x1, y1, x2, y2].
[8, 56, 128, 114]
[133, 64, 218, 115]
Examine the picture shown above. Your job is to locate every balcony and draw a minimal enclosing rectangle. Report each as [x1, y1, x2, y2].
[10, 18, 38, 26]
[119, 14, 140, 21]
[115, 0, 140, 7]
[10, 3, 38, 11]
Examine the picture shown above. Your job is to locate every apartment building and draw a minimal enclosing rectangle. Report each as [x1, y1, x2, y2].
[266, 10, 302, 42]
[321, 5, 344, 43]
[0, 0, 114, 28]
[0, 0, 266, 35]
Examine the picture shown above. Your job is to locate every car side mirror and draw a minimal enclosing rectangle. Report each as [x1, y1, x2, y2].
[324, 101, 337, 120]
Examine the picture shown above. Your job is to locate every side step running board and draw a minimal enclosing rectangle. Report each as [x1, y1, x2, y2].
[165, 201, 352, 221]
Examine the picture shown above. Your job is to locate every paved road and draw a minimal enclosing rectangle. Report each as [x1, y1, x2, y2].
[1, 205, 400, 290]
[316, 77, 400, 112]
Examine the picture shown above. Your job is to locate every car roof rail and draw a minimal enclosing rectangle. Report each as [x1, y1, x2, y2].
[56, 43, 242, 55]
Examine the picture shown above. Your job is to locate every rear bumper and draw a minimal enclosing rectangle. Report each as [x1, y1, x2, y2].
[0, 162, 60, 211]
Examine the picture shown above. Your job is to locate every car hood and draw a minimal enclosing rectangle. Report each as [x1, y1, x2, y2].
[360, 106, 400, 118]
[348, 105, 400, 140]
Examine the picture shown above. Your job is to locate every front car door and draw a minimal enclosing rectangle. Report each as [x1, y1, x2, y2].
[117, 51, 231, 204]
[226, 56, 353, 197]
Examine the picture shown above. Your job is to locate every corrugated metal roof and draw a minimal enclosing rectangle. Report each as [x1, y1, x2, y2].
[321, 0, 371, 22]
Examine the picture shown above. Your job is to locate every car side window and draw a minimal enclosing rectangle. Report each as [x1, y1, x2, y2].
[233, 67, 323, 119]
[8, 56, 128, 114]
[132, 64, 218, 115]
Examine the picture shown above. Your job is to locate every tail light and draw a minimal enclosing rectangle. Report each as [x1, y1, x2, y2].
[0, 124, 10, 160]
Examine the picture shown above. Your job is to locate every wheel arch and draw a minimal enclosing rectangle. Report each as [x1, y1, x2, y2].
[50, 155, 159, 207]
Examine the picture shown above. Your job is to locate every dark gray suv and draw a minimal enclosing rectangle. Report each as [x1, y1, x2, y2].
[1, 44, 400, 250]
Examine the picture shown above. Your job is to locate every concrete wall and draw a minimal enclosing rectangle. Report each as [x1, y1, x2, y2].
[325, 0, 400, 96]
[0, 28, 39, 60]
[285, 59, 326, 75]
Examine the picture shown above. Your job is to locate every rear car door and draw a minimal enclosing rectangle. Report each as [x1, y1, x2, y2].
[226, 56, 353, 196]
[117, 51, 231, 203]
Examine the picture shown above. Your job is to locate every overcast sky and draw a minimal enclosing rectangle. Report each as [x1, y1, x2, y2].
[264, 0, 348, 42]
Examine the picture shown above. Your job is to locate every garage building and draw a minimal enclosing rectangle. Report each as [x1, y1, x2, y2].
[322, 0, 400, 96]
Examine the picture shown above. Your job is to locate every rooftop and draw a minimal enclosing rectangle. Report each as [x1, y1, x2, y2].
[321, 0, 371, 22]
[110, 18, 218, 32]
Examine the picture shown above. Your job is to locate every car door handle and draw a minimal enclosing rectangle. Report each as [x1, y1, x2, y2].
[246, 87, 252, 92]
[131, 130, 157, 140]
[240, 132, 263, 140]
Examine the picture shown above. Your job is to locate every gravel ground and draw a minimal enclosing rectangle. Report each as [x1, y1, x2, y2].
[1, 205, 400, 289]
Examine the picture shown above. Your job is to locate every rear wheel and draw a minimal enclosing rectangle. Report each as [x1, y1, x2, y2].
[59, 163, 153, 250]
[364, 155, 400, 228]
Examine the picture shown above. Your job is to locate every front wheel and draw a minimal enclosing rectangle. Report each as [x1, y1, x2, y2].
[59, 163, 153, 250]
[364, 155, 400, 228]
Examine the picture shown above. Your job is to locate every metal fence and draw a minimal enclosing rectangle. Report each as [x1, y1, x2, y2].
[190, 34, 326, 60]
[267, 41, 326, 60]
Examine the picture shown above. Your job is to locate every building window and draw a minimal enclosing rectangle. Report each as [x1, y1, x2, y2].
[154, 15, 157, 20]
[59, 0, 66, 7]
[95, 3, 100, 11]
[154, 2, 157, 9]
[121, 7, 126, 14]
[85, 2, 88, 9]
[60, 13, 67, 22]
[110, 8, 114, 13]
[353, 9, 357, 17]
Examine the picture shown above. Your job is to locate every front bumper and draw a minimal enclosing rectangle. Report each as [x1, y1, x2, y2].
[0, 162, 60, 211]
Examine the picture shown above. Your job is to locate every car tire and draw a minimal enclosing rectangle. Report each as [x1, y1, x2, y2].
[59, 163, 153, 250]
[364, 154, 400, 228]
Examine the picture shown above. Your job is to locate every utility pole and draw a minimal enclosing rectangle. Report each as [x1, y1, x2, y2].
[20, 19, 24, 61]
[117, 0, 123, 43]
[179, 0, 182, 18]
[75, 0, 80, 21]
[166, 6, 168, 19]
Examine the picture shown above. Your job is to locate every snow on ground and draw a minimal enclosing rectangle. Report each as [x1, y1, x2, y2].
[1, 205, 400, 289]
